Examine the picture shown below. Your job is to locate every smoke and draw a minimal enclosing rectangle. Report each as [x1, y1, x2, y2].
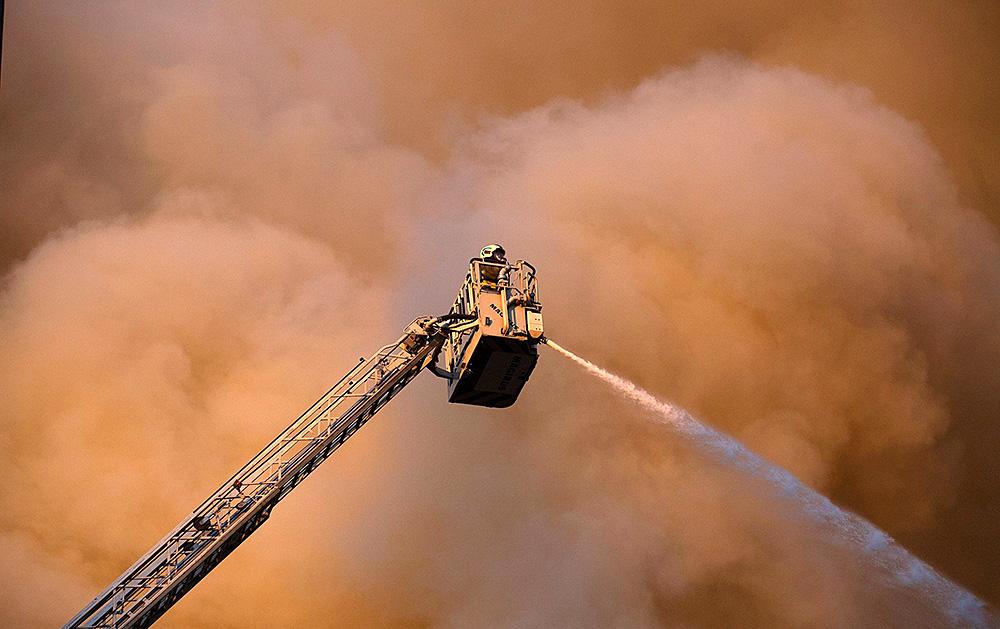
[261, 1, 1000, 223]
[2, 2, 999, 627]
[446, 56, 1000, 606]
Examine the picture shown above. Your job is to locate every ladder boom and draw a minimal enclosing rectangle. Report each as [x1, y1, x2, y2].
[66, 317, 448, 629]
[66, 245, 543, 628]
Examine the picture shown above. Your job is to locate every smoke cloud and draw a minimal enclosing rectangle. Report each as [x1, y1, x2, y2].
[1, 1, 998, 627]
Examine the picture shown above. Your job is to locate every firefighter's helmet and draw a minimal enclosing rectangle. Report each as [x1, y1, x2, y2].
[480, 244, 506, 262]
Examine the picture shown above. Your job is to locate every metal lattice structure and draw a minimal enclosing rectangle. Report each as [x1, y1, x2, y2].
[65, 318, 449, 628]
[66, 247, 544, 628]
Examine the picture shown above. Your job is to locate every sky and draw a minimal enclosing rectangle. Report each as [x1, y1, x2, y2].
[1, 2, 999, 627]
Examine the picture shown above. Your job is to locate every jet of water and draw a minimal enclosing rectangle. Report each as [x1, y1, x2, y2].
[543, 338, 993, 628]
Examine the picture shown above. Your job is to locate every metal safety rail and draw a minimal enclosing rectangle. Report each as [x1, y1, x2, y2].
[66, 318, 449, 629]
[440, 259, 540, 379]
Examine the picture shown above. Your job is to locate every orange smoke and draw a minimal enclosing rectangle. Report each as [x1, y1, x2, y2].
[1, 2, 998, 627]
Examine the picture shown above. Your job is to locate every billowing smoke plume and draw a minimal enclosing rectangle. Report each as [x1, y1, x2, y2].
[1, 2, 998, 627]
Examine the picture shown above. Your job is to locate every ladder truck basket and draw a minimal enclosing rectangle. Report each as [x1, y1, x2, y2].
[438, 258, 544, 407]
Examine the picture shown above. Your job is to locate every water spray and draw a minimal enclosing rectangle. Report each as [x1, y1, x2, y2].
[542, 338, 994, 628]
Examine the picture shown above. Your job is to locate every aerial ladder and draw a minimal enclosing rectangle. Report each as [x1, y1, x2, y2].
[66, 246, 544, 628]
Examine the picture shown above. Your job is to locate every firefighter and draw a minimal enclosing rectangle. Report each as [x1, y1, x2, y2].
[478, 244, 509, 287]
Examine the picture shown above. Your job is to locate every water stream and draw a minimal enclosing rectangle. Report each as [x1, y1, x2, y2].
[544, 339, 992, 627]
